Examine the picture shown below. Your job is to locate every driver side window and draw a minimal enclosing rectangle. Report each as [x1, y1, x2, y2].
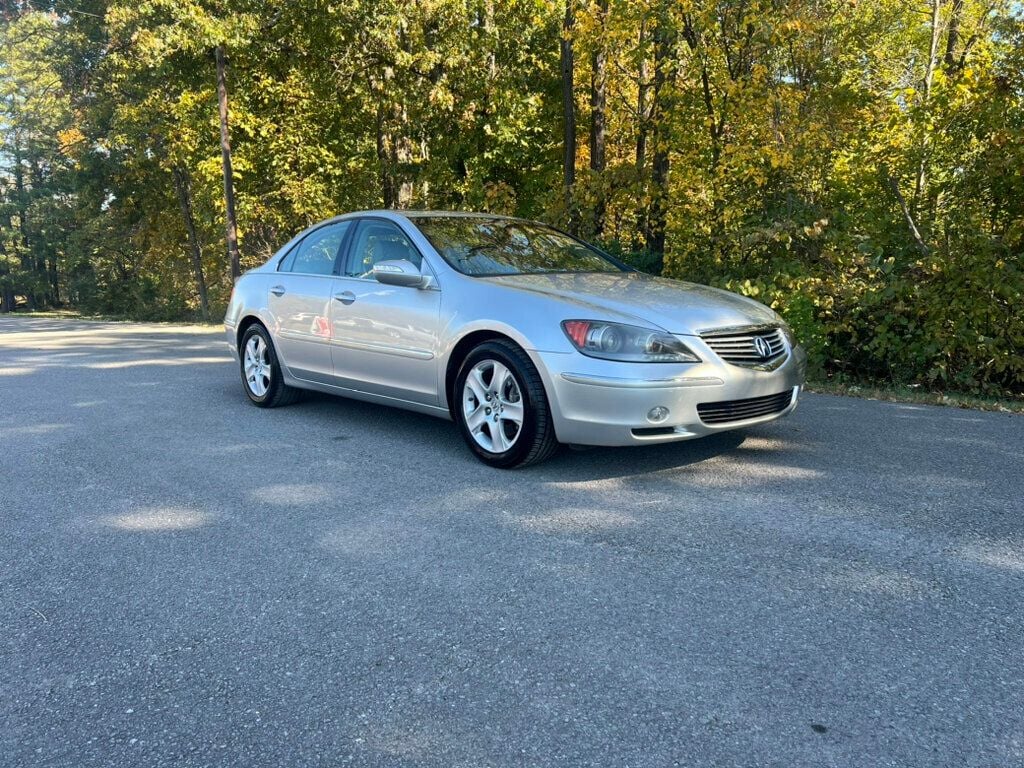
[344, 220, 422, 279]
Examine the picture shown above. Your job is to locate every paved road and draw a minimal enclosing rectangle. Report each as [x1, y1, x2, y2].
[2, 317, 1023, 767]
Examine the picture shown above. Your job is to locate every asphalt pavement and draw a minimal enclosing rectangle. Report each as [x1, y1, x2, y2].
[2, 316, 1022, 767]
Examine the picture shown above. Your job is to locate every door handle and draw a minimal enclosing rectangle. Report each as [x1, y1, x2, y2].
[270, 285, 286, 297]
[334, 291, 356, 305]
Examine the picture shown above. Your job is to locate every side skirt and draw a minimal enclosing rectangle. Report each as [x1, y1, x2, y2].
[283, 369, 453, 421]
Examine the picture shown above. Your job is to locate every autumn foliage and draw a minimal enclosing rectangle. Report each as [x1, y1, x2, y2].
[1, 1, 1021, 393]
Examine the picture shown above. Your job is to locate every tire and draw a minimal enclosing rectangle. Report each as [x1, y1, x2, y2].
[454, 339, 559, 468]
[239, 324, 302, 408]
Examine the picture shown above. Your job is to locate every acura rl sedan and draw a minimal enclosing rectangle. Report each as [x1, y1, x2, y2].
[224, 211, 806, 467]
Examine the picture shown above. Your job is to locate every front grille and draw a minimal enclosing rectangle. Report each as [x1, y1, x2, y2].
[697, 390, 794, 425]
[702, 327, 786, 366]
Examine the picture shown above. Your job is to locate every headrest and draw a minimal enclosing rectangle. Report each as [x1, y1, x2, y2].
[376, 238, 415, 263]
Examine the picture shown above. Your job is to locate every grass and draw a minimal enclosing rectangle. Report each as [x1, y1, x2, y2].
[3, 309, 82, 318]
[807, 379, 1024, 415]
[4, 309, 219, 326]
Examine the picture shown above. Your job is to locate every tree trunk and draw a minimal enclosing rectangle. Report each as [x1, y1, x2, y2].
[173, 165, 211, 321]
[11, 139, 37, 308]
[913, 0, 942, 214]
[27, 160, 52, 306]
[477, 0, 496, 158]
[560, 0, 577, 230]
[395, 103, 414, 209]
[884, 167, 930, 257]
[635, 18, 649, 172]
[482, 0, 496, 81]
[48, 255, 59, 305]
[215, 44, 242, 281]
[375, 100, 395, 208]
[647, 15, 677, 269]
[0, 240, 12, 312]
[682, 14, 726, 259]
[589, 0, 608, 238]
[944, 0, 964, 70]
[633, 18, 650, 250]
[12, 139, 30, 255]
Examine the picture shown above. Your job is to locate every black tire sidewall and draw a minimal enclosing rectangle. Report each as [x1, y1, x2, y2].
[239, 325, 283, 406]
[455, 342, 544, 468]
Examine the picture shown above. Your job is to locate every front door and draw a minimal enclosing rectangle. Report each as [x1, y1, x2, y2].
[328, 219, 442, 405]
[268, 221, 351, 382]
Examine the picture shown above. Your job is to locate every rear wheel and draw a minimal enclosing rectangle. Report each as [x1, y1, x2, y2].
[455, 340, 558, 468]
[239, 324, 302, 407]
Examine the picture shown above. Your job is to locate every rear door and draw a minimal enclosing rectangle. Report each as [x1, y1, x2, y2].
[328, 218, 442, 405]
[268, 221, 352, 382]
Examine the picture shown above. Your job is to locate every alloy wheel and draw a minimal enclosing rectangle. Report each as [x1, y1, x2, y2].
[462, 359, 524, 453]
[243, 335, 271, 398]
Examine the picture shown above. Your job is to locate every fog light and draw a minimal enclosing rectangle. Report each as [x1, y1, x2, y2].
[647, 406, 670, 423]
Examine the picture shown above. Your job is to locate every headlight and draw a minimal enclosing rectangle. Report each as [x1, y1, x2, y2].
[561, 320, 700, 363]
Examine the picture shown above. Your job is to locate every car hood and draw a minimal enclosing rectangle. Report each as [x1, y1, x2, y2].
[483, 272, 778, 334]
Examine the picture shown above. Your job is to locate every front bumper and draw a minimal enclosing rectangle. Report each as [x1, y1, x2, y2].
[224, 322, 240, 361]
[533, 340, 807, 446]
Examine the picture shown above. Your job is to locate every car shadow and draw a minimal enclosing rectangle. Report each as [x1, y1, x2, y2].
[292, 389, 750, 482]
[534, 430, 749, 481]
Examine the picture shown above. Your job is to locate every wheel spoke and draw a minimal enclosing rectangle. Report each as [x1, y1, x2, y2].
[497, 377, 521, 405]
[466, 404, 487, 431]
[501, 401, 524, 425]
[466, 369, 488, 402]
[489, 422, 508, 452]
[489, 361, 509, 393]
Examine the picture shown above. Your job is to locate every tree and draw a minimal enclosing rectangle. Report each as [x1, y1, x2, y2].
[215, 44, 241, 280]
[0, 0, 1020, 392]
[588, 0, 608, 236]
[560, 0, 577, 229]
[647, 4, 677, 265]
[0, 9, 75, 310]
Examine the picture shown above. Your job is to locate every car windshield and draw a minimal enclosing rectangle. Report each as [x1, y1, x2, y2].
[413, 216, 625, 277]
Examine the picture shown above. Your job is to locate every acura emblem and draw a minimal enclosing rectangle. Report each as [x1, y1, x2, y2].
[753, 336, 772, 359]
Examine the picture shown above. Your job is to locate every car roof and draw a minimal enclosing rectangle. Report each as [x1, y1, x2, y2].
[329, 210, 535, 224]
[399, 210, 513, 219]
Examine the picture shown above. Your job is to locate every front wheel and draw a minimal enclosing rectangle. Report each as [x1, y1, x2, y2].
[455, 340, 559, 468]
[239, 324, 302, 408]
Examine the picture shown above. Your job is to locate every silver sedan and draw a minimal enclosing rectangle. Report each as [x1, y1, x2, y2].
[225, 211, 807, 467]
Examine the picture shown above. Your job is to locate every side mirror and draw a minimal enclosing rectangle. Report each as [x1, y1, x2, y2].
[372, 259, 427, 288]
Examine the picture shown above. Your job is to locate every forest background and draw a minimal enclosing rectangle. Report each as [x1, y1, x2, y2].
[1, 0, 1022, 394]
